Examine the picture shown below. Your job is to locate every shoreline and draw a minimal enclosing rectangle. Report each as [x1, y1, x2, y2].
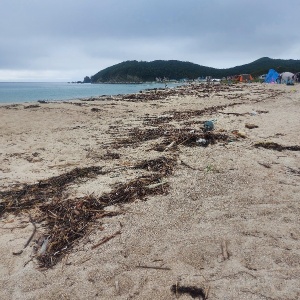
[0, 82, 184, 105]
[1, 82, 300, 299]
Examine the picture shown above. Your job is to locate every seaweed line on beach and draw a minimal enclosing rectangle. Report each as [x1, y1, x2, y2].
[254, 142, 300, 152]
[114, 126, 229, 150]
[0, 157, 176, 268]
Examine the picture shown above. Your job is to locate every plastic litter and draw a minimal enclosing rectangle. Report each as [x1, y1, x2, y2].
[196, 138, 208, 146]
[203, 120, 214, 132]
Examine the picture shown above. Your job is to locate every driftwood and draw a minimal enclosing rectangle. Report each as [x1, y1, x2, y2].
[24, 215, 36, 248]
[136, 265, 171, 270]
[91, 231, 121, 249]
[221, 240, 229, 261]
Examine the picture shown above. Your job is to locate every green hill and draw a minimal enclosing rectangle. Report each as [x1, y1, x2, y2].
[89, 57, 300, 83]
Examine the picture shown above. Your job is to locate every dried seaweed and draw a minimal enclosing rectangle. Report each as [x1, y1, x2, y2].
[91, 107, 102, 112]
[37, 174, 169, 267]
[287, 167, 300, 176]
[116, 127, 229, 150]
[169, 131, 228, 147]
[24, 105, 40, 109]
[0, 163, 173, 268]
[170, 284, 206, 299]
[101, 151, 120, 160]
[134, 156, 176, 176]
[144, 102, 243, 126]
[254, 142, 300, 152]
[0, 166, 104, 216]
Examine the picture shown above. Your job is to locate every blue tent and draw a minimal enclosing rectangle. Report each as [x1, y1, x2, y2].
[265, 69, 279, 83]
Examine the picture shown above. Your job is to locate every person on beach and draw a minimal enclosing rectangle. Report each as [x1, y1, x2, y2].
[277, 74, 282, 84]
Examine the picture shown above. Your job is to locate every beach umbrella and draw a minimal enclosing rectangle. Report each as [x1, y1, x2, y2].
[281, 72, 294, 83]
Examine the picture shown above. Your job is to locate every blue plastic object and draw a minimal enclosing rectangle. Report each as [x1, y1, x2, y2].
[204, 120, 214, 131]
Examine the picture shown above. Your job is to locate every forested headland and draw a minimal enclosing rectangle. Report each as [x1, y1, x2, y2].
[86, 57, 300, 83]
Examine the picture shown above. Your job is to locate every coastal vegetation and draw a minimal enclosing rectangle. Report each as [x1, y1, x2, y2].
[88, 57, 300, 83]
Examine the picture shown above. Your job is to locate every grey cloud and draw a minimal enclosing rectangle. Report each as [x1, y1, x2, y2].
[0, 0, 300, 81]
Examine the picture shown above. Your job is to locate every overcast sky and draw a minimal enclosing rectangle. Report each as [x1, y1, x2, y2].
[1, 0, 299, 81]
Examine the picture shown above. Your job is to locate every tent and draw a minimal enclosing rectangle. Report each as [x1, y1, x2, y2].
[265, 69, 279, 83]
[281, 72, 295, 84]
[236, 74, 253, 82]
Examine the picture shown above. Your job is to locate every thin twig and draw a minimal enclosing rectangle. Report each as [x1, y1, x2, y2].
[24, 215, 37, 248]
[221, 240, 229, 260]
[136, 265, 171, 270]
[181, 160, 199, 170]
[205, 285, 210, 299]
[91, 231, 121, 249]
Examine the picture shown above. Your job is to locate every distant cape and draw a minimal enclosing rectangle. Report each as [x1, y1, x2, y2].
[89, 57, 300, 83]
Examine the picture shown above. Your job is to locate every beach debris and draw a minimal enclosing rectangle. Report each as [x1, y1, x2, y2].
[164, 141, 176, 151]
[91, 231, 121, 250]
[37, 236, 50, 256]
[136, 265, 171, 271]
[221, 240, 230, 261]
[35, 175, 169, 267]
[145, 180, 168, 190]
[245, 123, 258, 129]
[286, 167, 300, 176]
[232, 130, 247, 138]
[134, 156, 176, 176]
[0, 166, 105, 216]
[91, 107, 102, 112]
[24, 215, 37, 249]
[256, 110, 269, 114]
[0, 160, 174, 268]
[24, 105, 40, 109]
[203, 120, 215, 132]
[12, 250, 23, 256]
[180, 160, 199, 170]
[145, 102, 243, 126]
[219, 111, 249, 116]
[101, 151, 120, 160]
[254, 142, 300, 152]
[117, 126, 229, 150]
[170, 284, 207, 299]
[196, 138, 208, 146]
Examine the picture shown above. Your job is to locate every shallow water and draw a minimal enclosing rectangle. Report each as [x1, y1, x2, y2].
[0, 82, 180, 104]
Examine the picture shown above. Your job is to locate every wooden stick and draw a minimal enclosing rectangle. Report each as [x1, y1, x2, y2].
[164, 141, 176, 151]
[145, 181, 168, 189]
[205, 285, 210, 299]
[91, 231, 121, 249]
[221, 240, 229, 260]
[181, 160, 199, 170]
[136, 265, 171, 270]
[24, 215, 36, 248]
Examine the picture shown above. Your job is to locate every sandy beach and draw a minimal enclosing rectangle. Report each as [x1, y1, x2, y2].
[1, 82, 300, 299]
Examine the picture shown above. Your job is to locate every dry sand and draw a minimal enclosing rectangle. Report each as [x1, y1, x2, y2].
[0, 83, 300, 299]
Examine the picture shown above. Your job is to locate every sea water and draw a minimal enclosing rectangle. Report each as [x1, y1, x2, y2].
[0, 82, 181, 104]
